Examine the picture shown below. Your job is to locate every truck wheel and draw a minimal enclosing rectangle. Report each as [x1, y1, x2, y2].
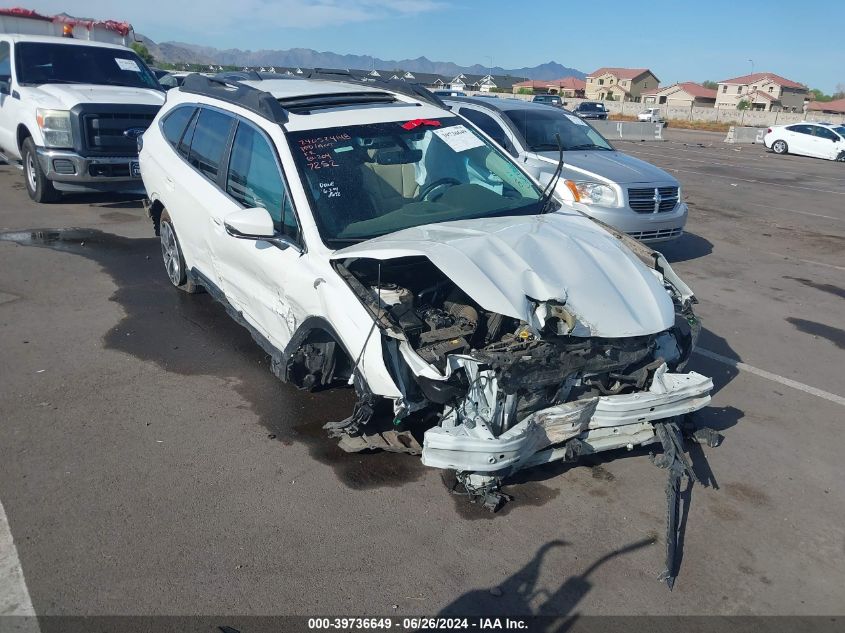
[159, 210, 201, 293]
[22, 138, 60, 203]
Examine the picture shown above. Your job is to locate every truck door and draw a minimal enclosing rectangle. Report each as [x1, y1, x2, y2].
[0, 40, 17, 156]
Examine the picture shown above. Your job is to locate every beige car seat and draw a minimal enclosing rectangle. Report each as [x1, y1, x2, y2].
[360, 148, 419, 214]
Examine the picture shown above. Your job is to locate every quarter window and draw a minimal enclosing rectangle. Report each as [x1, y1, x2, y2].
[187, 108, 233, 180]
[460, 108, 508, 146]
[227, 122, 299, 241]
[161, 106, 196, 147]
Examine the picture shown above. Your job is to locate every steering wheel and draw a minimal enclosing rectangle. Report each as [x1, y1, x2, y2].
[418, 177, 462, 202]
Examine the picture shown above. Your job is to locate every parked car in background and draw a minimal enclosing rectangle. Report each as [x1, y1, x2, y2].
[764, 123, 845, 161]
[139, 75, 712, 557]
[572, 101, 608, 120]
[532, 94, 563, 107]
[0, 33, 164, 202]
[638, 107, 664, 123]
[444, 96, 687, 242]
[159, 71, 192, 89]
[432, 89, 463, 97]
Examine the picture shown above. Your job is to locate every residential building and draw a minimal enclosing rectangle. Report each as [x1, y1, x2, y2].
[448, 73, 528, 92]
[643, 82, 717, 108]
[807, 98, 845, 115]
[512, 77, 586, 98]
[585, 68, 659, 102]
[715, 73, 807, 112]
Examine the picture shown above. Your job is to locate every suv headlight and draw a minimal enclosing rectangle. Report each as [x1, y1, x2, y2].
[564, 180, 618, 207]
[36, 109, 74, 149]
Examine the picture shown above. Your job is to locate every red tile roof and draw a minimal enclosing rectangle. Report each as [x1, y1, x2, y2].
[677, 82, 717, 99]
[807, 97, 845, 113]
[588, 67, 653, 80]
[747, 90, 776, 102]
[718, 72, 805, 89]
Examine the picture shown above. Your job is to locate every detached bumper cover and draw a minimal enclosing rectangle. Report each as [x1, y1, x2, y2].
[421, 365, 713, 473]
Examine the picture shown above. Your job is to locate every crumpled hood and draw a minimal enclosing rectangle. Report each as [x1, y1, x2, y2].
[333, 213, 676, 338]
[22, 84, 165, 109]
[535, 150, 678, 186]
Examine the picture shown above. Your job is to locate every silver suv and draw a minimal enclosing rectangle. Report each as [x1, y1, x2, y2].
[446, 96, 687, 242]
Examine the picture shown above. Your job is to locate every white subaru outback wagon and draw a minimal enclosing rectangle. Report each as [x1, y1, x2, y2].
[140, 74, 717, 584]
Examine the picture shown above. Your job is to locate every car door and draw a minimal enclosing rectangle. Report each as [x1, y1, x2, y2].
[810, 126, 841, 160]
[176, 106, 236, 281]
[784, 124, 814, 157]
[209, 118, 305, 351]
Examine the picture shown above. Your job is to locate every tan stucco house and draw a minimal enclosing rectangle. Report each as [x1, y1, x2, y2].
[715, 73, 808, 112]
[585, 68, 659, 102]
[512, 77, 586, 97]
[643, 82, 717, 108]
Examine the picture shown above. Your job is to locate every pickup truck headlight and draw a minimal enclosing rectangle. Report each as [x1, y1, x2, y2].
[564, 180, 618, 207]
[36, 109, 74, 149]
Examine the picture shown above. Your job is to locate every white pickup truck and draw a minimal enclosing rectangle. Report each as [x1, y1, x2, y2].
[0, 9, 164, 202]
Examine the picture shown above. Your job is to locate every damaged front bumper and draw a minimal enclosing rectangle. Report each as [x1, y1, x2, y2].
[422, 363, 712, 474]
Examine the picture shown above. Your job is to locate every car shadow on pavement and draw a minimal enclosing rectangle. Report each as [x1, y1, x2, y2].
[656, 231, 713, 263]
[433, 538, 653, 623]
[55, 192, 145, 209]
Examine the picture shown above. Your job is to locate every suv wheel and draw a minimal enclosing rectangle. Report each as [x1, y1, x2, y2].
[22, 138, 60, 203]
[160, 210, 201, 293]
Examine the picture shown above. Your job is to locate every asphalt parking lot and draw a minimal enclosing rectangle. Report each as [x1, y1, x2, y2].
[0, 133, 843, 622]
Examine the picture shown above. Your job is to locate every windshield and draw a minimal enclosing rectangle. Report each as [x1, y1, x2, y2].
[287, 118, 545, 247]
[504, 108, 614, 152]
[578, 103, 605, 111]
[15, 43, 159, 89]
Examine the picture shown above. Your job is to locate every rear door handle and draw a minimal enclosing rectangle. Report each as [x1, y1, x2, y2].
[212, 216, 222, 226]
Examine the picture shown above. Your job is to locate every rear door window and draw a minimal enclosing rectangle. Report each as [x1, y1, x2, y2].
[187, 108, 234, 180]
[786, 124, 813, 135]
[161, 106, 196, 148]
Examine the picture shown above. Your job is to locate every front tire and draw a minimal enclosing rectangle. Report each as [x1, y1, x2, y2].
[772, 140, 788, 155]
[159, 210, 201, 293]
[22, 138, 60, 203]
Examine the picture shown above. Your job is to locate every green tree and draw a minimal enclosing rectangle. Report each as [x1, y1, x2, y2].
[130, 43, 154, 65]
[702, 80, 718, 90]
[810, 88, 832, 102]
[736, 99, 750, 110]
[517, 87, 533, 95]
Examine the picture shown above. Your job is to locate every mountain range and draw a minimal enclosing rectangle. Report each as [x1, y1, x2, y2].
[137, 35, 585, 80]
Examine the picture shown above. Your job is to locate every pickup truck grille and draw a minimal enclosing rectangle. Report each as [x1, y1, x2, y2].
[81, 112, 155, 155]
[628, 186, 679, 213]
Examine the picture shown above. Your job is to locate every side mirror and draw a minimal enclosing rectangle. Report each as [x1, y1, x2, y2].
[224, 207, 275, 239]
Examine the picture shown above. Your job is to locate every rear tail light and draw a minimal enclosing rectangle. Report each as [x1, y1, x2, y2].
[767, 128, 772, 134]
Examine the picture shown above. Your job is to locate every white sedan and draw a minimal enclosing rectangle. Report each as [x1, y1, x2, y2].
[764, 122, 845, 161]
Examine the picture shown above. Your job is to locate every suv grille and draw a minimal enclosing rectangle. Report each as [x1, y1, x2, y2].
[81, 112, 156, 156]
[628, 186, 679, 213]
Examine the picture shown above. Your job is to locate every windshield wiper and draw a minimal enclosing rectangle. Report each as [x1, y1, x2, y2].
[538, 133, 564, 215]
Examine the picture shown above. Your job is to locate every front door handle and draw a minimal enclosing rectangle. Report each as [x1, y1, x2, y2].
[212, 216, 222, 226]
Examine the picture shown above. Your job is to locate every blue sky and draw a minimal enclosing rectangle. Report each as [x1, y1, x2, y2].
[28, 0, 845, 92]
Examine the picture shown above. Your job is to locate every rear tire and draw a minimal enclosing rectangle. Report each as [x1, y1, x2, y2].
[22, 138, 60, 203]
[159, 210, 202, 293]
[772, 140, 788, 155]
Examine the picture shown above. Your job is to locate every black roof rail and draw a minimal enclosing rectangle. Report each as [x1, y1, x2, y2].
[180, 74, 289, 125]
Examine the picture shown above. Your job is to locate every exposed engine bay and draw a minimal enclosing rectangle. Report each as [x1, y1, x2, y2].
[325, 238, 719, 588]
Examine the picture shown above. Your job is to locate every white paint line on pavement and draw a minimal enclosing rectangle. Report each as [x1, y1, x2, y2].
[0, 498, 39, 629]
[763, 251, 845, 272]
[663, 166, 845, 196]
[695, 348, 845, 407]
